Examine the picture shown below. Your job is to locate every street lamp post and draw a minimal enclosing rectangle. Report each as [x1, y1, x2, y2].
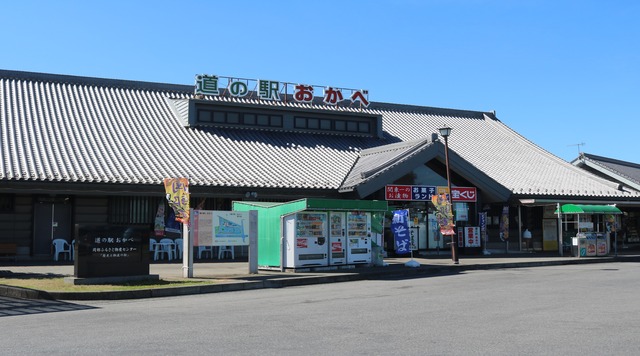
[439, 126, 459, 264]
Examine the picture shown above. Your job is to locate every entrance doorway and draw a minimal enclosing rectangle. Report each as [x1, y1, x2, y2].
[33, 197, 72, 257]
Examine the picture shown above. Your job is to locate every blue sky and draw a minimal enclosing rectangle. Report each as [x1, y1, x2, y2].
[2, 0, 638, 163]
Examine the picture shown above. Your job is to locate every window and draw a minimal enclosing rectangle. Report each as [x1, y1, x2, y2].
[227, 112, 240, 124]
[257, 115, 269, 126]
[358, 122, 370, 133]
[213, 111, 225, 123]
[270, 115, 282, 127]
[244, 114, 256, 125]
[198, 110, 212, 122]
[0, 194, 14, 213]
[320, 119, 331, 130]
[192, 102, 378, 137]
[294, 116, 374, 135]
[109, 196, 162, 225]
[308, 118, 319, 129]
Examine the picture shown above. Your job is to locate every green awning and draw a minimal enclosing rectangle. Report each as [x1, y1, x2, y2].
[556, 204, 622, 215]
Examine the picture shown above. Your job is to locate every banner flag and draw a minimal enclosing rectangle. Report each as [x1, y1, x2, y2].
[432, 193, 455, 235]
[164, 178, 190, 224]
[479, 212, 487, 247]
[499, 205, 509, 240]
[153, 202, 165, 237]
[391, 209, 411, 255]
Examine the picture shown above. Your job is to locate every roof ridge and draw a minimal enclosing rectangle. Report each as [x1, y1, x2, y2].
[581, 154, 640, 185]
[0, 69, 192, 93]
[360, 137, 433, 156]
[583, 153, 640, 169]
[358, 138, 436, 179]
[1, 69, 498, 118]
[369, 101, 493, 118]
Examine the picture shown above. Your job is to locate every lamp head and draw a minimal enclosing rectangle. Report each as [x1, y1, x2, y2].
[438, 126, 452, 138]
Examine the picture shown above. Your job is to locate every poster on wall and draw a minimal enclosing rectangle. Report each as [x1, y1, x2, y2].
[455, 203, 468, 221]
[191, 210, 251, 246]
[465, 226, 481, 247]
[542, 219, 558, 251]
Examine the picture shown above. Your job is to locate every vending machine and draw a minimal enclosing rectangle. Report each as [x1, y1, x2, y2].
[283, 212, 329, 268]
[346, 212, 371, 264]
[328, 212, 346, 265]
[233, 198, 388, 271]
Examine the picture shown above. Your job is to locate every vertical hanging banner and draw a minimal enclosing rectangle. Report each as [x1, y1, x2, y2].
[499, 205, 509, 240]
[479, 212, 487, 247]
[432, 194, 455, 235]
[163, 178, 190, 224]
[391, 209, 411, 255]
[153, 202, 165, 237]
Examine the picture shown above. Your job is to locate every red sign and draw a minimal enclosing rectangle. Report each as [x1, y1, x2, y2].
[331, 242, 342, 253]
[297, 238, 308, 248]
[385, 185, 413, 200]
[451, 187, 477, 202]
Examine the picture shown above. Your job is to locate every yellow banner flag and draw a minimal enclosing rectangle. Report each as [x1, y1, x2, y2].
[164, 178, 190, 224]
[432, 193, 455, 235]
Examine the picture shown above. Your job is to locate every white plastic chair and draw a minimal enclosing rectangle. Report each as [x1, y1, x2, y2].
[174, 238, 183, 259]
[155, 238, 176, 260]
[218, 246, 234, 260]
[198, 245, 213, 259]
[52, 239, 72, 261]
[150, 238, 158, 260]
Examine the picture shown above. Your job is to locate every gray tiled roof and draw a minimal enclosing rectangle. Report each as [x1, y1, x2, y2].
[572, 153, 640, 191]
[1, 69, 637, 200]
[340, 138, 435, 192]
[339, 136, 514, 201]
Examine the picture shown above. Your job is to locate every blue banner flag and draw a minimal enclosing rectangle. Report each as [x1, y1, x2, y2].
[391, 209, 411, 255]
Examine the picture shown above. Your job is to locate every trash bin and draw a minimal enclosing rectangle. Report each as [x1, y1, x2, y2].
[371, 242, 384, 267]
[571, 237, 579, 257]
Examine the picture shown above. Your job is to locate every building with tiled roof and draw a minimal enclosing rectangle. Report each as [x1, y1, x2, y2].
[1, 69, 639, 259]
[572, 153, 640, 245]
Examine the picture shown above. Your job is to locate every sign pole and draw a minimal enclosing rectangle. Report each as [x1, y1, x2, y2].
[405, 211, 420, 267]
[248, 210, 258, 274]
[182, 222, 193, 278]
[557, 203, 563, 257]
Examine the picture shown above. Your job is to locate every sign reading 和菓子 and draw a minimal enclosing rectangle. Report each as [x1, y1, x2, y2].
[194, 74, 370, 108]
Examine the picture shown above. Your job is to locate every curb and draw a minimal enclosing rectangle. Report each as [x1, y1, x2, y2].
[0, 284, 55, 300]
[2, 256, 638, 301]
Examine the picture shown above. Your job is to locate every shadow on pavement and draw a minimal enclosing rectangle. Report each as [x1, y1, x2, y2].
[0, 296, 97, 317]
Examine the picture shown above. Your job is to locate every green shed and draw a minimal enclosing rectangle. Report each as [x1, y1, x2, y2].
[233, 198, 388, 270]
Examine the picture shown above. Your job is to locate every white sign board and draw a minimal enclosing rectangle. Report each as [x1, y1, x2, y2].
[464, 226, 481, 247]
[191, 210, 251, 246]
